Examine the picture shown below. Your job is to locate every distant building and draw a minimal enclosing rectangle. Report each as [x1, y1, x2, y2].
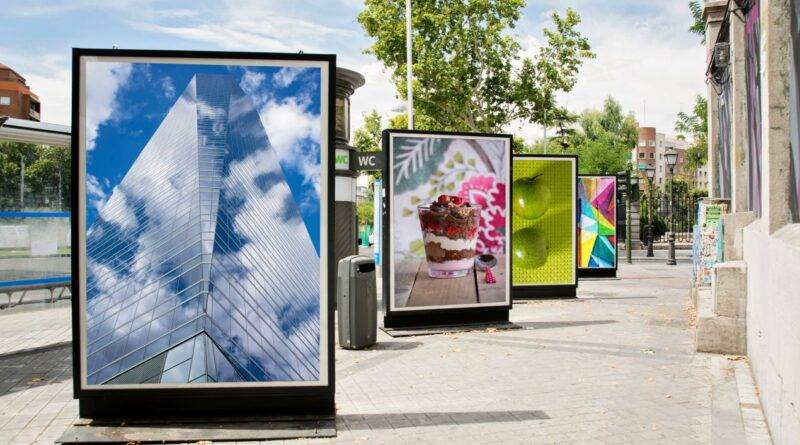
[0, 63, 40, 121]
[631, 126, 695, 191]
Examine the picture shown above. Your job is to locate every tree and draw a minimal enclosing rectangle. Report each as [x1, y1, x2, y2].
[688, 1, 706, 44]
[357, 199, 374, 226]
[569, 97, 638, 174]
[352, 110, 383, 153]
[358, 1, 594, 134]
[0, 141, 70, 210]
[674, 94, 708, 174]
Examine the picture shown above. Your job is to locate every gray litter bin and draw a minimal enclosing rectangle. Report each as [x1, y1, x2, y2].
[337, 255, 377, 350]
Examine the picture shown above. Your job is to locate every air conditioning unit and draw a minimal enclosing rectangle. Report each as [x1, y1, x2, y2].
[714, 42, 730, 67]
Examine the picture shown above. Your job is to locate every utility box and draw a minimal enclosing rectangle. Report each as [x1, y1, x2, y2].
[337, 255, 377, 350]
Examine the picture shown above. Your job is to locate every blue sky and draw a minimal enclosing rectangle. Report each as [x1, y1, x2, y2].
[85, 61, 323, 252]
[1, 0, 705, 141]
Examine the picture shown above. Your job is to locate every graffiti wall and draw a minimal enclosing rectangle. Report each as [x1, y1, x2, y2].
[692, 200, 728, 286]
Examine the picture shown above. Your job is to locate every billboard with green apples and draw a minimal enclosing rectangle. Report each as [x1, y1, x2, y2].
[511, 155, 577, 290]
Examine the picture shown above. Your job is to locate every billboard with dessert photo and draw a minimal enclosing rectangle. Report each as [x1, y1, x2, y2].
[383, 130, 511, 326]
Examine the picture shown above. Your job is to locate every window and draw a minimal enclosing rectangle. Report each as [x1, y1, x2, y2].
[648, 140, 656, 147]
[659, 153, 663, 159]
[638, 152, 645, 159]
[0, 96, 10, 106]
[659, 165, 663, 172]
[639, 140, 646, 147]
[649, 153, 654, 159]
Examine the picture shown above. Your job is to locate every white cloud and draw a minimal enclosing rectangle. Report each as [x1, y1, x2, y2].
[85, 62, 133, 150]
[348, 60, 403, 133]
[259, 98, 321, 193]
[86, 174, 109, 211]
[272, 67, 304, 88]
[161, 76, 175, 99]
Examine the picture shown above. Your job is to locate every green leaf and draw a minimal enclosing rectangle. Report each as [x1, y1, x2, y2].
[456, 172, 466, 180]
[446, 160, 455, 169]
[446, 182, 455, 191]
[454, 152, 464, 164]
[467, 158, 476, 167]
[402, 208, 413, 217]
[409, 239, 425, 256]
[410, 195, 421, 205]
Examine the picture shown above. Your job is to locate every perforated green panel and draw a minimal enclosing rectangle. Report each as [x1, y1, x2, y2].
[511, 157, 576, 286]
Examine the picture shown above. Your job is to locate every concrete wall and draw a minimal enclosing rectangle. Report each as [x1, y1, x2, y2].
[743, 222, 800, 443]
[0, 218, 70, 251]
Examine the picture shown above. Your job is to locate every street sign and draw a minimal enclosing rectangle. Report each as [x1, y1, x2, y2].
[351, 151, 383, 171]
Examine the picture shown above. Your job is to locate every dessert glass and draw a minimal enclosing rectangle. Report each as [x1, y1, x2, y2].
[417, 204, 481, 278]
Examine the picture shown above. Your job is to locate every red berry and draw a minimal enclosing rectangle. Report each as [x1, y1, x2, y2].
[485, 268, 497, 284]
[451, 196, 465, 205]
[446, 226, 458, 237]
[437, 195, 450, 204]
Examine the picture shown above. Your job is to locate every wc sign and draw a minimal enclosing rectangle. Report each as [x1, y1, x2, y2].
[351, 151, 383, 171]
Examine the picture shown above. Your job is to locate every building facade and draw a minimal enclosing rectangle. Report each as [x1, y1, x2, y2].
[632, 127, 693, 191]
[85, 74, 321, 385]
[0, 63, 40, 121]
[701, 0, 800, 442]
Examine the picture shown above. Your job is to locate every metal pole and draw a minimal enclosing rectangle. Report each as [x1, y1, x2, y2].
[647, 178, 654, 257]
[405, 0, 414, 130]
[58, 165, 63, 210]
[625, 173, 632, 264]
[20, 158, 25, 208]
[543, 108, 548, 154]
[667, 167, 676, 265]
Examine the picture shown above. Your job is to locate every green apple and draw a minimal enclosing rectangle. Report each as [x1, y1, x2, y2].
[512, 174, 551, 220]
[512, 228, 548, 269]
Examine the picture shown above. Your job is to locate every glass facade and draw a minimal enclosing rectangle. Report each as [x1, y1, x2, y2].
[85, 74, 321, 385]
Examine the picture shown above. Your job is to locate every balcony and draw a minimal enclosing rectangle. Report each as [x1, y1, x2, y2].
[28, 108, 40, 121]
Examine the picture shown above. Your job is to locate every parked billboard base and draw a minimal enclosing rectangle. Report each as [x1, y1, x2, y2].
[58, 416, 336, 443]
[577, 268, 617, 278]
[512, 285, 577, 299]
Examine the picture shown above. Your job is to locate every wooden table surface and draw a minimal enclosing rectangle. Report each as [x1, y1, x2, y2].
[398, 254, 506, 308]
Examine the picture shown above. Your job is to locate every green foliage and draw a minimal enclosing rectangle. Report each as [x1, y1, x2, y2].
[357, 199, 374, 225]
[688, 1, 706, 44]
[0, 141, 70, 210]
[564, 97, 638, 174]
[674, 94, 708, 174]
[352, 110, 383, 153]
[358, 1, 594, 133]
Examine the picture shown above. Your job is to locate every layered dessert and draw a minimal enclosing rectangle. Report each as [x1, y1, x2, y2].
[417, 195, 481, 278]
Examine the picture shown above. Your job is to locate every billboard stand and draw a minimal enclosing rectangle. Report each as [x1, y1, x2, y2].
[510, 155, 579, 300]
[382, 130, 512, 329]
[72, 49, 336, 420]
[576, 175, 619, 279]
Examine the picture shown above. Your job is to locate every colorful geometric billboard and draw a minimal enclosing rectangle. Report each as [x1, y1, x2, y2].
[511, 155, 577, 292]
[383, 130, 511, 324]
[578, 176, 617, 269]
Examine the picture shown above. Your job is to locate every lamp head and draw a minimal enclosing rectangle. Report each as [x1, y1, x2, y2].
[645, 167, 656, 180]
[665, 148, 678, 167]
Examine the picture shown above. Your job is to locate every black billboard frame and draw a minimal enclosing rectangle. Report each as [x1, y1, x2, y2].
[576, 174, 619, 279]
[70, 48, 337, 419]
[381, 129, 512, 329]
[511, 154, 579, 299]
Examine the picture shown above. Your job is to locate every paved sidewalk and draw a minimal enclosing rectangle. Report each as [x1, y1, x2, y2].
[0, 263, 770, 444]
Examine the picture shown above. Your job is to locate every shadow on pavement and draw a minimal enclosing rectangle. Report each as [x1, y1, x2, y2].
[338, 410, 550, 430]
[515, 320, 617, 330]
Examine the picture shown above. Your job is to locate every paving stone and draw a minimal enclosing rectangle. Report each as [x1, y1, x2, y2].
[0, 263, 772, 444]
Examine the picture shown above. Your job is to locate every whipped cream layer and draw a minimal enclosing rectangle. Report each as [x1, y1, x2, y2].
[423, 233, 477, 251]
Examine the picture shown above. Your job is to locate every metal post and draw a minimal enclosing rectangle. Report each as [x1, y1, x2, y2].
[667, 166, 676, 265]
[625, 173, 632, 264]
[646, 178, 654, 257]
[20, 158, 25, 208]
[543, 108, 548, 154]
[405, 0, 414, 130]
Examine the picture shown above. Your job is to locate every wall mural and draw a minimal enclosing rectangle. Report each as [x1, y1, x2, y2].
[387, 132, 510, 311]
[745, 0, 763, 216]
[578, 176, 616, 269]
[79, 56, 329, 387]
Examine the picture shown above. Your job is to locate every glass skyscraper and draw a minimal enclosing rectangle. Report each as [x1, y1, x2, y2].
[85, 73, 321, 385]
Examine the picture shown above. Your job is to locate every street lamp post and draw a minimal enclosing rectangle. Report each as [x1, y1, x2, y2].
[645, 167, 655, 258]
[665, 148, 678, 265]
[628, 174, 639, 264]
[618, 171, 631, 264]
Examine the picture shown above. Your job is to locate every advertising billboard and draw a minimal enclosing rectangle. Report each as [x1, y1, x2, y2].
[71, 49, 335, 418]
[577, 175, 617, 275]
[511, 155, 577, 297]
[383, 130, 511, 327]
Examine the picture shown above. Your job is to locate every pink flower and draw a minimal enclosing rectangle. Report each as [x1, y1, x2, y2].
[458, 175, 506, 254]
